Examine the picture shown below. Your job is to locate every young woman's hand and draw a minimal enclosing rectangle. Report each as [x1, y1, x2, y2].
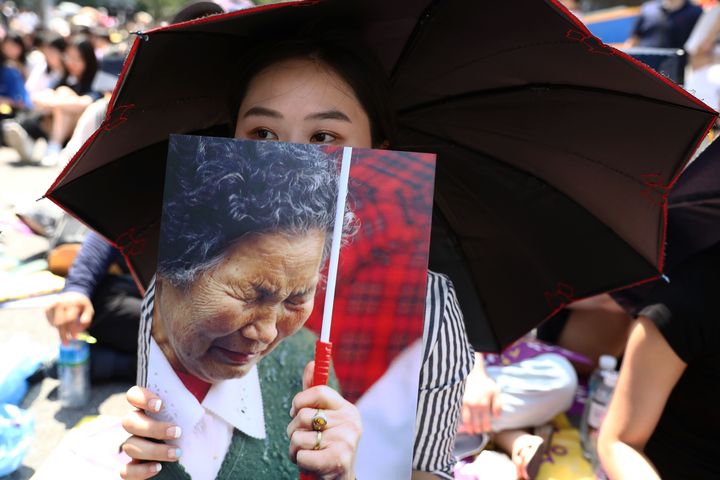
[460, 352, 501, 434]
[119, 386, 183, 480]
[287, 361, 362, 480]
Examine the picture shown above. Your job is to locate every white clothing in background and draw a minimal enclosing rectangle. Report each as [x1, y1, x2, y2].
[488, 353, 578, 432]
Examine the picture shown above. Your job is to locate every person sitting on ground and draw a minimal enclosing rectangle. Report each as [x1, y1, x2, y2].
[624, 0, 703, 49]
[2, 35, 99, 164]
[536, 294, 633, 376]
[45, 231, 141, 382]
[24, 32, 66, 96]
[0, 44, 31, 116]
[118, 26, 474, 480]
[598, 242, 720, 480]
[460, 342, 578, 480]
[1, 32, 28, 79]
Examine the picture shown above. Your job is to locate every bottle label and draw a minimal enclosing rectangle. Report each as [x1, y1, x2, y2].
[588, 401, 607, 429]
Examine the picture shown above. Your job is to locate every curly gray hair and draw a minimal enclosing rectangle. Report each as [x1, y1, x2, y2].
[158, 135, 357, 288]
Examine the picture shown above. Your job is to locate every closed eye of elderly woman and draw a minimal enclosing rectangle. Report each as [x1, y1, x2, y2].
[121, 29, 474, 480]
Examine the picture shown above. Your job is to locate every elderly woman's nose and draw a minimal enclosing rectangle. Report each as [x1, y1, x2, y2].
[241, 306, 280, 344]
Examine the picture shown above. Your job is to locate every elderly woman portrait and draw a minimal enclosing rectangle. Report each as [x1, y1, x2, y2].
[138, 135, 360, 480]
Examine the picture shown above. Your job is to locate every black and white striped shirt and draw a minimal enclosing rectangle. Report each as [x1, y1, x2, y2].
[137, 270, 474, 478]
[413, 271, 475, 478]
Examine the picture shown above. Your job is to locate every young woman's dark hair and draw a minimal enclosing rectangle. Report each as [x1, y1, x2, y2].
[3, 33, 28, 67]
[41, 33, 67, 75]
[230, 28, 397, 148]
[62, 36, 98, 95]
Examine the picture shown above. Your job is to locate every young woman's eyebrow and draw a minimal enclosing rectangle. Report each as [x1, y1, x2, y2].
[243, 106, 283, 118]
[304, 110, 352, 122]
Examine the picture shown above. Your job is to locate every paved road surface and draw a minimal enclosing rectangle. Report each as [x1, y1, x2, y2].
[0, 146, 133, 480]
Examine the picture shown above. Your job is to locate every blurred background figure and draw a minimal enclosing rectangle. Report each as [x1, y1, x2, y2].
[24, 33, 66, 96]
[2, 32, 29, 79]
[624, 0, 702, 49]
[44, 231, 141, 383]
[0, 39, 31, 117]
[3, 35, 98, 165]
[684, 3, 720, 111]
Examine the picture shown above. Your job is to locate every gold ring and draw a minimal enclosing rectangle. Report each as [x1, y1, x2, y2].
[313, 430, 322, 450]
[311, 409, 328, 431]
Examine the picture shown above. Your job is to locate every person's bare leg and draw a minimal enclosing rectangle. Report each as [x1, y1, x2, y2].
[551, 295, 632, 375]
[494, 430, 544, 480]
[49, 107, 83, 145]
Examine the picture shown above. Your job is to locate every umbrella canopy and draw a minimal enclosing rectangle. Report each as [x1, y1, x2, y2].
[47, 0, 716, 352]
[612, 137, 720, 312]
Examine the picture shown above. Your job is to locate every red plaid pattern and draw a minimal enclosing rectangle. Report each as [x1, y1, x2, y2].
[305, 148, 436, 402]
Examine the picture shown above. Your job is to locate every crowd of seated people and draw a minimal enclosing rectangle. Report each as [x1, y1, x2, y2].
[0, 4, 156, 167]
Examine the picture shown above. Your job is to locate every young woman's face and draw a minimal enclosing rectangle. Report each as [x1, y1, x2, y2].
[63, 45, 85, 78]
[2, 40, 22, 61]
[44, 46, 64, 72]
[234, 58, 373, 149]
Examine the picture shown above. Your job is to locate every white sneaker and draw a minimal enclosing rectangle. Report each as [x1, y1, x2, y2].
[2, 121, 35, 162]
[31, 137, 48, 164]
[40, 152, 64, 167]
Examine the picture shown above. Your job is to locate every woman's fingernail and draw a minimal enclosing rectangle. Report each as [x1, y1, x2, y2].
[148, 399, 162, 412]
[166, 426, 182, 439]
[168, 448, 182, 459]
[150, 463, 162, 473]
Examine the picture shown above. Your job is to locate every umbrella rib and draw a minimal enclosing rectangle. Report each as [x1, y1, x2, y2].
[397, 83, 714, 117]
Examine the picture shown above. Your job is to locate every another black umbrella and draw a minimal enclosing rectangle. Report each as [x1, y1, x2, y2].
[612, 137, 720, 312]
[46, 0, 716, 352]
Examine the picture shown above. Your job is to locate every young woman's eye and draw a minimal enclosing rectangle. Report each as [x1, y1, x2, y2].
[310, 132, 337, 143]
[251, 128, 278, 141]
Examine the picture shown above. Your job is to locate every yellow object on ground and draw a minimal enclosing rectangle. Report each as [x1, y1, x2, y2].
[0, 270, 65, 303]
[537, 415, 595, 480]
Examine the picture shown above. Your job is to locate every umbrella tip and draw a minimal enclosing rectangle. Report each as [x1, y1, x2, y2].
[131, 31, 150, 41]
[661, 274, 670, 283]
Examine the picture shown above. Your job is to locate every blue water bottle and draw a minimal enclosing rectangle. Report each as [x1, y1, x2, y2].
[58, 339, 90, 408]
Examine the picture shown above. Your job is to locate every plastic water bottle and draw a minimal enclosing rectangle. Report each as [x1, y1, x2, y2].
[58, 340, 90, 408]
[586, 369, 619, 471]
[580, 355, 617, 460]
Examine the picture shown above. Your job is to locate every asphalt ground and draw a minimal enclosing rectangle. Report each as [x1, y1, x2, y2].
[0, 146, 133, 480]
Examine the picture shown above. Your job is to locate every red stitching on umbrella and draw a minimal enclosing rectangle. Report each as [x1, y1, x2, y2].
[640, 173, 671, 206]
[566, 29, 614, 55]
[544, 282, 575, 310]
[102, 104, 135, 131]
[116, 227, 146, 257]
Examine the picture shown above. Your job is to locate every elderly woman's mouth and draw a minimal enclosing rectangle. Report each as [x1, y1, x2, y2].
[210, 346, 262, 365]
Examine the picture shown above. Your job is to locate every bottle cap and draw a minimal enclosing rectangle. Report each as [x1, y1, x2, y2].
[59, 340, 90, 365]
[599, 355, 617, 371]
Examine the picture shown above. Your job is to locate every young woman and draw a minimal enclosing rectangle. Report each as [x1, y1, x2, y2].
[25, 34, 67, 95]
[119, 33, 474, 480]
[1, 33, 28, 79]
[598, 243, 720, 479]
[4, 36, 99, 164]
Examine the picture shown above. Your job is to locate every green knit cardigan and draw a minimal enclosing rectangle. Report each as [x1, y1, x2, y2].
[153, 328, 338, 479]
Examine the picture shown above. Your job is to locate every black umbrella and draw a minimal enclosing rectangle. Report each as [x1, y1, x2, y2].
[612, 137, 720, 312]
[46, 0, 716, 352]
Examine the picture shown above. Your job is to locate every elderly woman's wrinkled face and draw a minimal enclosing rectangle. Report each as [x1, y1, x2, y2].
[155, 230, 326, 382]
[234, 58, 373, 148]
